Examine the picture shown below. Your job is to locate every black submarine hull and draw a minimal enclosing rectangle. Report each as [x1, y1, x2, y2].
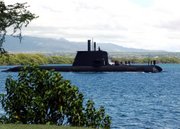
[3, 65, 162, 73]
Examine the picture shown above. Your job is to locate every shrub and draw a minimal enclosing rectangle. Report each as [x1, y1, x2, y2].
[0, 65, 111, 128]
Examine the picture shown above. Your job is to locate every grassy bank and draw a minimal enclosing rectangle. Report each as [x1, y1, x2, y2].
[1, 53, 180, 65]
[0, 53, 73, 65]
[0, 124, 92, 129]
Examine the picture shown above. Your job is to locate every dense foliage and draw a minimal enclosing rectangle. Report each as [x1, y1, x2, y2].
[1, 53, 180, 65]
[0, 1, 37, 53]
[0, 53, 73, 65]
[0, 65, 111, 128]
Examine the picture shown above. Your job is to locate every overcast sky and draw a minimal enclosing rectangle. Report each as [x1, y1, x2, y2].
[4, 0, 180, 51]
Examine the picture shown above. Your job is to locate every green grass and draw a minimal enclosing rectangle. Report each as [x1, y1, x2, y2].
[1, 53, 180, 65]
[0, 124, 93, 129]
[0, 53, 73, 65]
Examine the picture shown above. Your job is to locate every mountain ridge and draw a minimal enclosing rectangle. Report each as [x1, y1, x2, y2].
[3, 36, 163, 53]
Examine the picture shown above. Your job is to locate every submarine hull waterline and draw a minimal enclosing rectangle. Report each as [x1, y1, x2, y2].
[3, 65, 162, 73]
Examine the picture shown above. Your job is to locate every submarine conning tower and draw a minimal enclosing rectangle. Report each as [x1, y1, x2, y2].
[73, 40, 109, 67]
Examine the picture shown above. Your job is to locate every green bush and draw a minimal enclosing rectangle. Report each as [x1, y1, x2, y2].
[0, 65, 111, 128]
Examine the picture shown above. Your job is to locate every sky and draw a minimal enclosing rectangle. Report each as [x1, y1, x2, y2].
[4, 0, 180, 51]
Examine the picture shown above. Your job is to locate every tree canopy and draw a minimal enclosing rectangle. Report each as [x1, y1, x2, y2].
[0, 1, 37, 54]
[0, 65, 111, 128]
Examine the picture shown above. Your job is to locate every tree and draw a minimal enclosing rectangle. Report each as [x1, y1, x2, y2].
[0, 1, 37, 54]
[0, 65, 111, 128]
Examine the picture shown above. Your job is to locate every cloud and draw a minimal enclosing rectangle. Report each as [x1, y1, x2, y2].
[129, 0, 154, 7]
[158, 19, 180, 31]
[4, 0, 180, 51]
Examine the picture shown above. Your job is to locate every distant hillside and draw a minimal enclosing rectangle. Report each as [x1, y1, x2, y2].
[3, 36, 156, 53]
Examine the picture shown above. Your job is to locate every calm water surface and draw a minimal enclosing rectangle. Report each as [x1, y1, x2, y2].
[0, 64, 180, 129]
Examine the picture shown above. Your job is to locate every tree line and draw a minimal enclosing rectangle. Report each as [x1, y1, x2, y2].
[111, 57, 180, 64]
[0, 53, 73, 65]
[1, 53, 180, 66]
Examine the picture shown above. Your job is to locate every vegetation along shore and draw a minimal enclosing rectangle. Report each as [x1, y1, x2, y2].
[0, 53, 180, 65]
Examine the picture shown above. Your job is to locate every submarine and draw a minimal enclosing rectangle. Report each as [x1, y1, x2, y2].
[3, 40, 162, 73]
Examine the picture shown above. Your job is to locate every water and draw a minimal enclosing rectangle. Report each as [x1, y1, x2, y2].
[0, 64, 180, 129]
